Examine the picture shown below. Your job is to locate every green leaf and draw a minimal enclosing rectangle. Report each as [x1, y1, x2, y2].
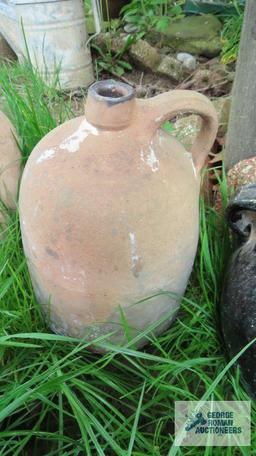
[118, 61, 133, 70]
[155, 16, 170, 32]
[124, 15, 144, 24]
[127, 382, 145, 456]
[169, 5, 183, 16]
[162, 121, 175, 134]
[113, 65, 125, 76]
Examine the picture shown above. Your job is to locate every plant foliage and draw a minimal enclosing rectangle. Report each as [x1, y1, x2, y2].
[221, 2, 244, 64]
[92, 32, 134, 77]
[0, 61, 72, 159]
[121, 0, 184, 33]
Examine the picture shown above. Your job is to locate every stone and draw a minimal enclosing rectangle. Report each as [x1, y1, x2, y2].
[0, 34, 16, 60]
[207, 63, 234, 82]
[96, 36, 185, 82]
[177, 52, 197, 71]
[129, 40, 184, 82]
[193, 69, 211, 86]
[191, 66, 234, 97]
[156, 55, 183, 82]
[147, 14, 222, 57]
[129, 39, 161, 71]
[179, 38, 221, 58]
[172, 96, 231, 150]
[227, 158, 256, 192]
[93, 33, 126, 54]
[124, 24, 139, 34]
[172, 115, 200, 150]
[215, 157, 256, 214]
[212, 96, 231, 137]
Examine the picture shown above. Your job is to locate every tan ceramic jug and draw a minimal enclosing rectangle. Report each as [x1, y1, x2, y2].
[19, 80, 218, 348]
[0, 111, 21, 223]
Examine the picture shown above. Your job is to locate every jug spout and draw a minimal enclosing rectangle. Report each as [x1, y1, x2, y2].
[85, 80, 136, 130]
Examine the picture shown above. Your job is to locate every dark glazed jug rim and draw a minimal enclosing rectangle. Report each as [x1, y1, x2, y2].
[88, 79, 135, 106]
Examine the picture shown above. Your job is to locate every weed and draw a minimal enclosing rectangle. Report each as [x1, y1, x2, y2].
[121, 0, 184, 34]
[92, 33, 134, 78]
[0, 60, 72, 159]
[221, 2, 244, 64]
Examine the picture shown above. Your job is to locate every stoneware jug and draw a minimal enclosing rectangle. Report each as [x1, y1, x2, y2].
[19, 80, 218, 349]
[0, 111, 21, 223]
[221, 184, 256, 398]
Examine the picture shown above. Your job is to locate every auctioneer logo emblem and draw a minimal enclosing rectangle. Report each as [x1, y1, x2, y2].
[175, 401, 251, 446]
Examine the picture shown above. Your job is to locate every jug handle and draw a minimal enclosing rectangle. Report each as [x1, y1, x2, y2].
[226, 184, 256, 238]
[139, 90, 218, 173]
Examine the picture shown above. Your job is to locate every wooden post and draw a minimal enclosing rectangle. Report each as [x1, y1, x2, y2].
[225, 0, 256, 170]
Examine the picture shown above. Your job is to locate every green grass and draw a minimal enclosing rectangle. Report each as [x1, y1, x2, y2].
[0, 61, 255, 455]
[0, 60, 72, 158]
[221, 3, 244, 64]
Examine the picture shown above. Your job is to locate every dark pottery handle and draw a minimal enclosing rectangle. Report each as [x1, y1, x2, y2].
[226, 183, 256, 238]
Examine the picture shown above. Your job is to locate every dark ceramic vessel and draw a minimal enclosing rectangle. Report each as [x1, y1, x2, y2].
[221, 184, 256, 397]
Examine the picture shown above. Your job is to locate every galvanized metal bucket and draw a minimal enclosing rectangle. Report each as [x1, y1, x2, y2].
[0, 0, 100, 89]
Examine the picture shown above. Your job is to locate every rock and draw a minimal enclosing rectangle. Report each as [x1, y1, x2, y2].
[191, 66, 233, 97]
[129, 39, 161, 71]
[170, 96, 231, 151]
[206, 62, 234, 82]
[160, 46, 174, 55]
[179, 38, 221, 58]
[156, 55, 183, 82]
[0, 34, 16, 60]
[124, 24, 139, 34]
[129, 39, 185, 82]
[212, 96, 231, 137]
[192, 69, 211, 86]
[136, 86, 148, 98]
[172, 115, 200, 150]
[219, 97, 231, 135]
[227, 158, 256, 192]
[215, 157, 256, 214]
[94, 33, 127, 54]
[177, 52, 197, 71]
[147, 14, 222, 57]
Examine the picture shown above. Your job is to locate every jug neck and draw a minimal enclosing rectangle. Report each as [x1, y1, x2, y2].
[84, 80, 136, 130]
